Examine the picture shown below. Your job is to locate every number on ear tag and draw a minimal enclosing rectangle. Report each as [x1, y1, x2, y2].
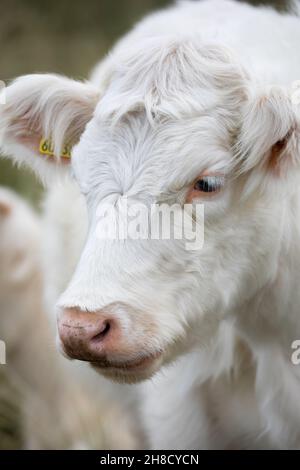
[39, 138, 72, 159]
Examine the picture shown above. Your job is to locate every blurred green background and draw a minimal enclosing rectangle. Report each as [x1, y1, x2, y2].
[0, 0, 288, 207]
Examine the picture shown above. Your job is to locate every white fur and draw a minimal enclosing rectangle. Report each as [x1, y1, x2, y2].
[1, 0, 300, 449]
[0, 187, 138, 449]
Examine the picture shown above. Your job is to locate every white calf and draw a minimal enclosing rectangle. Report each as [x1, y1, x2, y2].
[0, 187, 138, 449]
[1, 0, 300, 449]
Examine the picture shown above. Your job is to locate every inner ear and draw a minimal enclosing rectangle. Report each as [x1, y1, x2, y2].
[269, 129, 294, 171]
[0, 74, 100, 182]
[0, 201, 11, 216]
[235, 85, 298, 175]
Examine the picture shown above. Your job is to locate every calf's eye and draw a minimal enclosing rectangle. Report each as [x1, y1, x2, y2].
[186, 174, 225, 203]
[193, 175, 225, 193]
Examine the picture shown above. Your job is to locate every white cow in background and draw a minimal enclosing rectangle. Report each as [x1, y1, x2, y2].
[1, 0, 300, 449]
[0, 187, 138, 449]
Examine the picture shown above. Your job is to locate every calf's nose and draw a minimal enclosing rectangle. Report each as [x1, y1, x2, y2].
[58, 307, 115, 362]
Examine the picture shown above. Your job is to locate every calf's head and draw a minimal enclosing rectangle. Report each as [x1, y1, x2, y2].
[1, 38, 299, 382]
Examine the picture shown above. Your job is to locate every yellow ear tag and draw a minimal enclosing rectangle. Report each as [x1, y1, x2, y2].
[39, 138, 72, 159]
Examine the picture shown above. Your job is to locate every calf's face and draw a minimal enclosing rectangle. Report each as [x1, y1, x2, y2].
[1, 39, 299, 382]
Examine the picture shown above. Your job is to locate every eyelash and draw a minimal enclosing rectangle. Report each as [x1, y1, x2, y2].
[193, 175, 225, 193]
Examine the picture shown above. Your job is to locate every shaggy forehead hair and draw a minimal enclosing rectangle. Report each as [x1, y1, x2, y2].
[96, 36, 248, 127]
[74, 36, 250, 198]
[74, 38, 249, 201]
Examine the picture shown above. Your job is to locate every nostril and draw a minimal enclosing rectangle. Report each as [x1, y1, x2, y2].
[91, 320, 111, 343]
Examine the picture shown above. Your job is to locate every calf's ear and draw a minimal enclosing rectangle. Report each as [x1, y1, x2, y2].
[0, 74, 100, 184]
[235, 85, 299, 176]
[0, 200, 11, 216]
